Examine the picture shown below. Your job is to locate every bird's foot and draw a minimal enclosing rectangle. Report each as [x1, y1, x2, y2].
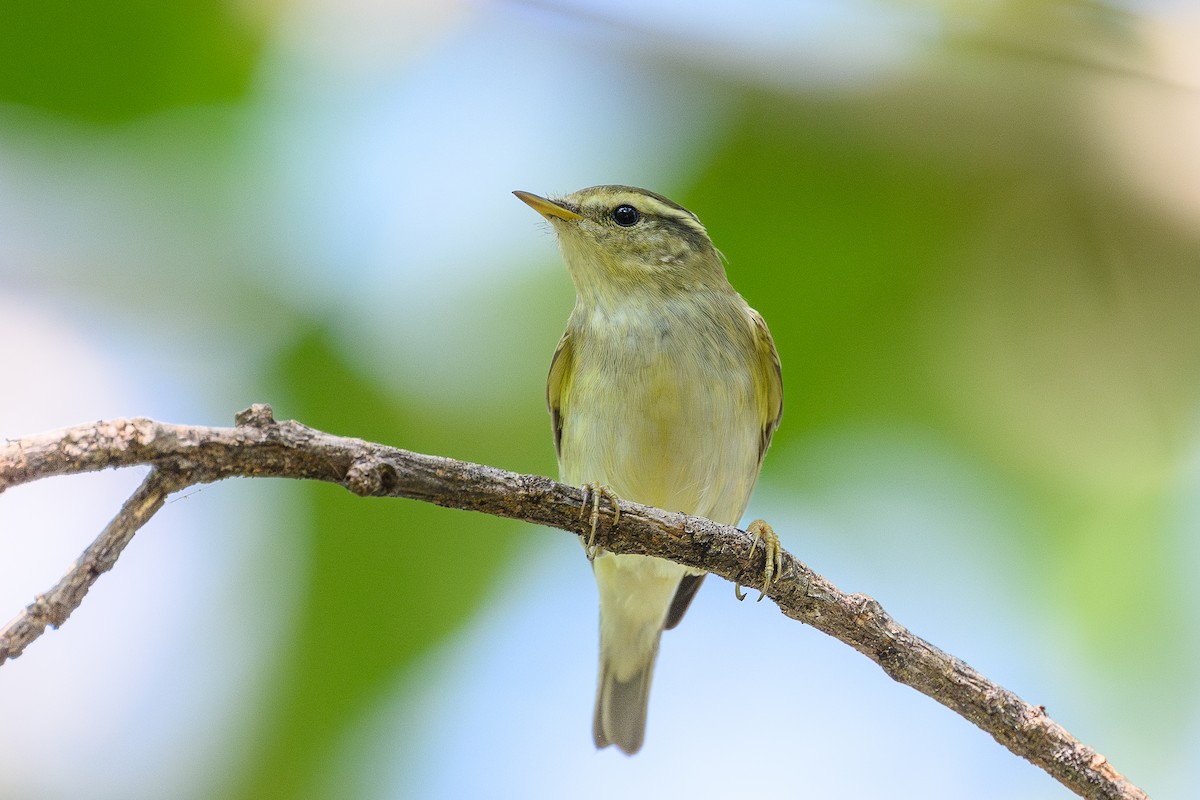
[735, 519, 782, 602]
[579, 483, 621, 560]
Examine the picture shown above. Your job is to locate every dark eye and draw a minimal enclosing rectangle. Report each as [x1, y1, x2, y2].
[611, 205, 640, 226]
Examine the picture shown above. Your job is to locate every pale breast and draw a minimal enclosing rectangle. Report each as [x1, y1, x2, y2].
[558, 300, 763, 525]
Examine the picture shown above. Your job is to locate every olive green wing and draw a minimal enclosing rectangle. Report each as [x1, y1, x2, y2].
[666, 308, 780, 633]
[749, 307, 783, 462]
[546, 328, 575, 459]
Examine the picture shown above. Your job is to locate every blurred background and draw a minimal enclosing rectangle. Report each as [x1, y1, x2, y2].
[1, 0, 1197, 797]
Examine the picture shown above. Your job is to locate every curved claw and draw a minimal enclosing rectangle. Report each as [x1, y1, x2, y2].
[579, 483, 621, 560]
[735, 519, 781, 602]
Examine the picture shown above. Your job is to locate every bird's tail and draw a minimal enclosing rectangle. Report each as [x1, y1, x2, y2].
[593, 632, 660, 755]
[591, 551, 690, 755]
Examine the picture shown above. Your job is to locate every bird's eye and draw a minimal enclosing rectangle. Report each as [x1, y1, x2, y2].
[611, 205, 640, 227]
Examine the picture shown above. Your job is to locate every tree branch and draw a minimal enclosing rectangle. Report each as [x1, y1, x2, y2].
[0, 468, 188, 662]
[0, 404, 1148, 800]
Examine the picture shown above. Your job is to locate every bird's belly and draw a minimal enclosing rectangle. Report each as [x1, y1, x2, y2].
[558, 356, 760, 526]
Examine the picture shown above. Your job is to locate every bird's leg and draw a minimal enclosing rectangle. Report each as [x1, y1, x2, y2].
[579, 482, 621, 560]
[735, 519, 782, 602]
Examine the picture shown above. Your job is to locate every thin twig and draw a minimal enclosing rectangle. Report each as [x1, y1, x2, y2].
[0, 405, 1149, 800]
[0, 467, 187, 663]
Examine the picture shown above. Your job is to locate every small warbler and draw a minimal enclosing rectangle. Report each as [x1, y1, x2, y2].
[515, 185, 783, 755]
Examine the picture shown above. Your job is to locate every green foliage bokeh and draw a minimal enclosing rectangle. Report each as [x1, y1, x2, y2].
[4, 1, 1196, 796]
[0, 0, 260, 123]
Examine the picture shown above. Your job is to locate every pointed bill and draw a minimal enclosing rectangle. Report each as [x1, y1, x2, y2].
[513, 190, 583, 221]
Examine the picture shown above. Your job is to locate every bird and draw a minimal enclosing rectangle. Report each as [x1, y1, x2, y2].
[514, 185, 783, 755]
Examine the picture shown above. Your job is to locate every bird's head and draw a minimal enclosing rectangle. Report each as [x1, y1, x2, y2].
[514, 185, 728, 303]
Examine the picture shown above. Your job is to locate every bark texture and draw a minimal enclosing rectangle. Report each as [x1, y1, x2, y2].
[0, 405, 1149, 800]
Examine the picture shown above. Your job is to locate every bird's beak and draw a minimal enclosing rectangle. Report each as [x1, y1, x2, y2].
[513, 191, 583, 221]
